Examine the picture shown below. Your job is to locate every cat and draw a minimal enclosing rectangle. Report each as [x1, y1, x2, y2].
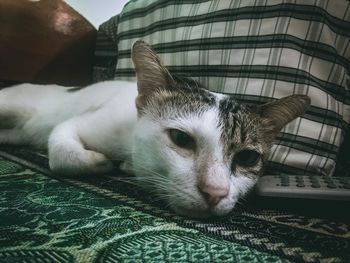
[0, 40, 310, 218]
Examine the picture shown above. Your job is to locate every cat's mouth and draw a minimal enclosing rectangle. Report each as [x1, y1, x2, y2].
[153, 185, 238, 218]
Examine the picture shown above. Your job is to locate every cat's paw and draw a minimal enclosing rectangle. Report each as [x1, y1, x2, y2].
[49, 149, 114, 175]
[86, 150, 114, 174]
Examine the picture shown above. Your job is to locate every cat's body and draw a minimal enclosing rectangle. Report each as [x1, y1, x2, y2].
[0, 41, 310, 218]
[0, 81, 138, 171]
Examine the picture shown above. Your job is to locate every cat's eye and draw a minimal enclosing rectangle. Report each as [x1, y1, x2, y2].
[234, 150, 261, 167]
[168, 129, 195, 150]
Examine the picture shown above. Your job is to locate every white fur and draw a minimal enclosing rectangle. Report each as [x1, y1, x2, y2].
[0, 39, 308, 218]
[0, 81, 255, 218]
[0, 81, 138, 171]
[132, 97, 256, 218]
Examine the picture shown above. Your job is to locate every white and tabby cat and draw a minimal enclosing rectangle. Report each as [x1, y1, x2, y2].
[0, 41, 310, 218]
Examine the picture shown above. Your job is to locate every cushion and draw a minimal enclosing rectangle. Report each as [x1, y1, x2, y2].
[0, 0, 96, 86]
[93, 0, 350, 177]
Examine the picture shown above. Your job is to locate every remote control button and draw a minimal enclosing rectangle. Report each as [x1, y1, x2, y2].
[256, 175, 350, 200]
[339, 178, 350, 184]
[296, 178, 304, 183]
[280, 175, 289, 186]
[327, 184, 337, 189]
[323, 176, 334, 184]
[311, 183, 321, 188]
[309, 177, 318, 183]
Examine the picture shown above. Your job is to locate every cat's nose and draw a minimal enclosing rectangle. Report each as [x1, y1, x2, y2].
[198, 184, 229, 206]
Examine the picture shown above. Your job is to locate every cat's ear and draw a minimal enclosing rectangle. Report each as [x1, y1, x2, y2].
[255, 95, 310, 134]
[131, 40, 175, 109]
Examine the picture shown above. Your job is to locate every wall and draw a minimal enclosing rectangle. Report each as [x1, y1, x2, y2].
[64, 0, 130, 28]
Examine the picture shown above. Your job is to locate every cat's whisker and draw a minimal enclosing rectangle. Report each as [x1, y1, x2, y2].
[131, 174, 172, 186]
[111, 177, 142, 187]
[132, 175, 199, 202]
[99, 179, 117, 186]
[116, 162, 201, 200]
[109, 159, 230, 210]
[118, 175, 170, 190]
[0, 40, 311, 220]
[104, 172, 199, 208]
[121, 163, 166, 178]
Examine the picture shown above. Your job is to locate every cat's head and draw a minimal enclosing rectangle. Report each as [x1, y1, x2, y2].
[130, 40, 310, 218]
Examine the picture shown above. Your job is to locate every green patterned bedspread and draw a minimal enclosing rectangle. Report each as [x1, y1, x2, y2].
[0, 147, 349, 262]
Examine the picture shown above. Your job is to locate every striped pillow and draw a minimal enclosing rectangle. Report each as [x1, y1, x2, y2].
[93, 0, 350, 177]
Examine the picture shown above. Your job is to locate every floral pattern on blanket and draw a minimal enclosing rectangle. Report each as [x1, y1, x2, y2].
[0, 156, 288, 262]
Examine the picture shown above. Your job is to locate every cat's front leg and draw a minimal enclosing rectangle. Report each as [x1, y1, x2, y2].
[48, 120, 114, 175]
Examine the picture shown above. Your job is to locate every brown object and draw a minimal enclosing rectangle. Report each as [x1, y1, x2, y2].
[0, 0, 97, 86]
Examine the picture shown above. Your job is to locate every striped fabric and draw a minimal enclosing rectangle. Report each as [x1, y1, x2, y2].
[93, 0, 350, 177]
